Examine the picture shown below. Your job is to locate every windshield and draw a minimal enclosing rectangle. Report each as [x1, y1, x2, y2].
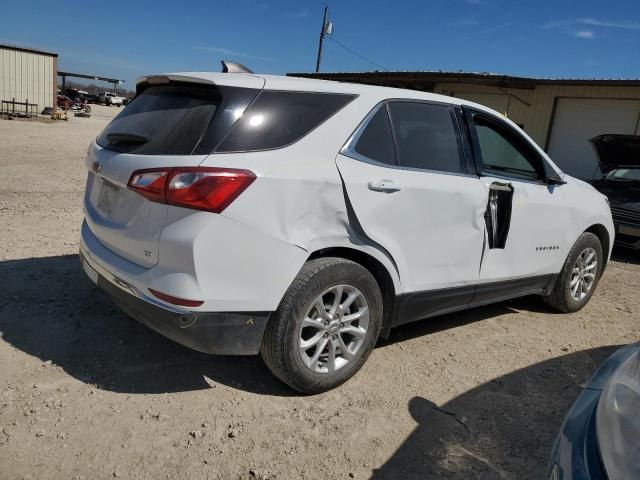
[605, 168, 640, 181]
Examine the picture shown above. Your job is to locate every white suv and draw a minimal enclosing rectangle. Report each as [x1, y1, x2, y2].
[80, 71, 614, 393]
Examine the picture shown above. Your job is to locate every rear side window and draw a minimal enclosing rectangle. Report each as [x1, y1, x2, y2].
[97, 85, 258, 155]
[353, 106, 396, 166]
[216, 91, 356, 152]
[388, 102, 464, 173]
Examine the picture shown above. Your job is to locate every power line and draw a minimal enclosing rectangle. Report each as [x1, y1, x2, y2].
[325, 36, 389, 71]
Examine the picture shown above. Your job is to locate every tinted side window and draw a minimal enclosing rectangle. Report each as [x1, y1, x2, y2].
[216, 91, 356, 152]
[354, 106, 396, 166]
[388, 102, 463, 173]
[473, 115, 542, 180]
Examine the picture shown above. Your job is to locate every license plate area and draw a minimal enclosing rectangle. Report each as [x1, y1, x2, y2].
[97, 179, 120, 216]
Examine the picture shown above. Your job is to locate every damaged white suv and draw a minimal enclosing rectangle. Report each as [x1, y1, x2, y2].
[80, 67, 614, 393]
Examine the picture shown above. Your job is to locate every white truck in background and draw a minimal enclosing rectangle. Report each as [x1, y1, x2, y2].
[98, 92, 124, 107]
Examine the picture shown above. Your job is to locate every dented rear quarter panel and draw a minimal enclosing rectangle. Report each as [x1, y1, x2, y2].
[204, 92, 403, 296]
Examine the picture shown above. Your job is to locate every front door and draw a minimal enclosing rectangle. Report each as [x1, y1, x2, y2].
[464, 109, 571, 288]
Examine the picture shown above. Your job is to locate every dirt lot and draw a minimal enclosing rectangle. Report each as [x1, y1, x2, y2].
[0, 105, 639, 480]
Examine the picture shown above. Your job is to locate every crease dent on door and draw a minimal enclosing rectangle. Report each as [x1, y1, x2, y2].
[338, 170, 401, 277]
[484, 182, 514, 249]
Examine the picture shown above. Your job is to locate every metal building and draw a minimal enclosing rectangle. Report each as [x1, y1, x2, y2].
[289, 71, 640, 180]
[0, 43, 57, 115]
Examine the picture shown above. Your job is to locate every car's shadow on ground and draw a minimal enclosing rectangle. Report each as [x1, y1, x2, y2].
[370, 345, 620, 479]
[0, 254, 607, 397]
[0, 254, 294, 396]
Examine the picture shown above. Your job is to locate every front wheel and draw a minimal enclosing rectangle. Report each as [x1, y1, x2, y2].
[543, 232, 604, 313]
[261, 257, 382, 394]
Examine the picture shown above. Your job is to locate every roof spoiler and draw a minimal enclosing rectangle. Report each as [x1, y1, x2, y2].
[135, 74, 216, 95]
[221, 60, 253, 74]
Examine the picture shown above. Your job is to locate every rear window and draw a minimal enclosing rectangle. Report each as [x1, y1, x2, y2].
[96, 85, 258, 155]
[216, 91, 356, 152]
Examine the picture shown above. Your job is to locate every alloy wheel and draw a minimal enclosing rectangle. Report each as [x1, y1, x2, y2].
[298, 285, 370, 374]
[570, 247, 598, 301]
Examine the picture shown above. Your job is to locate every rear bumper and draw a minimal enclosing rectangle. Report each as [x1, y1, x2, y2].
[80, 252, 270, 355]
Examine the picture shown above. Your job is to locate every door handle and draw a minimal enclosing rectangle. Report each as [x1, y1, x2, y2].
[368, 180, 401, 193]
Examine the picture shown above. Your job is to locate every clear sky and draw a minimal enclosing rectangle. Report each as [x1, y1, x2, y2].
[2, 0, 640, 89]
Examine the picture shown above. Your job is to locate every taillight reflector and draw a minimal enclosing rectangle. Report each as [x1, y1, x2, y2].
[148, 288, 204, 308]
[127, 167, 255, 213]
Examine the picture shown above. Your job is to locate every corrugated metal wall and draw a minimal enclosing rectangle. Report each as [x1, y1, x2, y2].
[0, 47, 56, 113]
[433, 83, 640, 149]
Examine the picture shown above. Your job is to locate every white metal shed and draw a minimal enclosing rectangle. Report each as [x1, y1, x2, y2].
[0, 43, 57, 115]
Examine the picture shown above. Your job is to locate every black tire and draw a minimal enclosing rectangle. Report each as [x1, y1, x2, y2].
[543, 232, 604, 313]
[261, 257, 383, 394]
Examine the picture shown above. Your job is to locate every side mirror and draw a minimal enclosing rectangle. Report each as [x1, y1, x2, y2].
[547, 174, 567, 186]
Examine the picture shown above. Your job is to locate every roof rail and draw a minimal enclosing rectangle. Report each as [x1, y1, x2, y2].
[221, 60, 253, 74]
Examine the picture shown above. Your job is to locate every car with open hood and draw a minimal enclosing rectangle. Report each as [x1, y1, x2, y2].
[590, 134, 640, 249]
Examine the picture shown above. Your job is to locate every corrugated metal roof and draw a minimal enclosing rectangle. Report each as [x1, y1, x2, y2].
[287, 70, 640, 88]
[0, 43, 58, 57]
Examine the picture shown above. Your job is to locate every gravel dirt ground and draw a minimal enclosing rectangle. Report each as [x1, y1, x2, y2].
[0, 105, 639, 480]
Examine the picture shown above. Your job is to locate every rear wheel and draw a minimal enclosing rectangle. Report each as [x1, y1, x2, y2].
[261, 257, 382, 394]
[544, 232, 603, 312]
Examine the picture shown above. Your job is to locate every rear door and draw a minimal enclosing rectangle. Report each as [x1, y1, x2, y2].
[337, 100, 488, 298]
[464, 109, 571, 286]
[84, 78, 262, 267]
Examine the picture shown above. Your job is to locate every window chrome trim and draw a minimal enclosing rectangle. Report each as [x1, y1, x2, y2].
[341, 99, 478, 179]
[479, 171, 549, 186]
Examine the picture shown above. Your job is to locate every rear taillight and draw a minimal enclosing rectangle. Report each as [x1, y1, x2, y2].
[128, 170, 167, 203]
[127, 167, 256, 213]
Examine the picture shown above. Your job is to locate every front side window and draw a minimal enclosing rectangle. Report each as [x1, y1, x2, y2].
[387, 102, 464, 173]
[472, 114, 543, 180]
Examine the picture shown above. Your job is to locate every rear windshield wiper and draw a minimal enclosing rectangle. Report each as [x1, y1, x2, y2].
[106, 133, 148, 145]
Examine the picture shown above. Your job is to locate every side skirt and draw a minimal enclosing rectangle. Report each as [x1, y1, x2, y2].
[393, 274, 557, 327]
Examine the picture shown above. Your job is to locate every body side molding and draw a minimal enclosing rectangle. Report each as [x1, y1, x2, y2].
[393, 274, 557, 326]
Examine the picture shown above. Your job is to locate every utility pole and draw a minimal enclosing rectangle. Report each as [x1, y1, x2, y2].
[315, 5, 329, 73]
